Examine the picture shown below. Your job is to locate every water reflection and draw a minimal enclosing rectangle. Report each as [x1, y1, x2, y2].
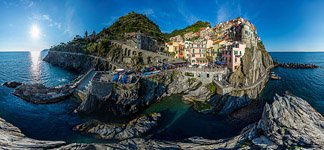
[30, 51, 41, 83]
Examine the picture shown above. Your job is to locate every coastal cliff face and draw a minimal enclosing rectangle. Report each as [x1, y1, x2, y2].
[77, 74, 172, 116]
[43, 51, 110, 73]
[229, 42, 273, 99]
[1, 94, 322, 149]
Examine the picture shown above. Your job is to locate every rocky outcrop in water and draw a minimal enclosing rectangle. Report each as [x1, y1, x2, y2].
[12, 84, 74, 104]
[2, 81, 22, 88]
[74, 113, 161, 140]
[275, 62, 319, 69]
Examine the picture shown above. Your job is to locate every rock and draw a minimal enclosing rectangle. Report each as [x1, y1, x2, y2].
[166, 72, 202, 95]
[229, 42, 273, 99]
[12, 83, 74, 104]
[252, 136, 278, 149]
[216, 95, 251, 115]
[76, 81, 113, 114]
[253, 94, 324, 148]
[0, 118, 65, 149]
[2, 81, 22, 88]
[74, 113, 161, 140]
[183, 85, 211, 103]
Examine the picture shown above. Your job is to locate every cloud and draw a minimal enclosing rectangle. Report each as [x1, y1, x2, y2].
[31, 14, 62, 30]
[216, 6, 229, 23]
[141, 9, 155, 17]
[215, 0, 249, 24]
[63, 7, 75, 36]
[20, 0, 34, 8]
[176, 1, 199, 24]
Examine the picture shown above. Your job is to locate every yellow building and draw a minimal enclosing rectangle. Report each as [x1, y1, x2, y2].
[165, 42, 185, 59]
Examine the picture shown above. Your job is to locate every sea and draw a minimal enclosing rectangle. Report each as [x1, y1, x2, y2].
[0, 51, 323, 143]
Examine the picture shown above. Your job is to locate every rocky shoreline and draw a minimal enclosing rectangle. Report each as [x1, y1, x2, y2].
[0, 94, 322, 149]
[3, 82, 76, 104]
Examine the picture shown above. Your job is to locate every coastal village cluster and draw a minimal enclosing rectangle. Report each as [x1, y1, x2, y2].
[166, 17, 258, 71]
[124, 17, 259, 71]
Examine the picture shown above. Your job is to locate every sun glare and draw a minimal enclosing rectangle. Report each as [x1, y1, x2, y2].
[30, 24, 40, 39]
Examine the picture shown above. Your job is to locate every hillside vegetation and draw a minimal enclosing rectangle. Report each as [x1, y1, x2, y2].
[99, 12, 165, 42]
[164, 21, 210, 40]
[50, 12, 166, 57]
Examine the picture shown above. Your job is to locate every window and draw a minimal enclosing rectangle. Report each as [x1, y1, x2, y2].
[192, 54, 195, 57]
[235, 57, 237, 62]
[234, 51, 238, 55]
[207, 74, 210, 78]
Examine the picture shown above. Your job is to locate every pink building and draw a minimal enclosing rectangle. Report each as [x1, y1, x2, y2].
[189, 40, 208, 66]
[221, 42, 246, 71]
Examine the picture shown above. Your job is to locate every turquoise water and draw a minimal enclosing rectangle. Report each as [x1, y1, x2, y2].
[0, 51, 323, 142]
[144, 95, 246, 140]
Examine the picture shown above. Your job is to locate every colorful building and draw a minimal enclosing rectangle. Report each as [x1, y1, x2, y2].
[174, 43, 185, 60]
[221, 42, 246, 71]
[189, 40, 208, 66]
[165, 42, 185, 59]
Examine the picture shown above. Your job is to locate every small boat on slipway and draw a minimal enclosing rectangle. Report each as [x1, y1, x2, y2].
[271, 72, 281, 80]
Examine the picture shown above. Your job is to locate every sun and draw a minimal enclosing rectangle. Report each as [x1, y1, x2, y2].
[30, 24, 40, 39]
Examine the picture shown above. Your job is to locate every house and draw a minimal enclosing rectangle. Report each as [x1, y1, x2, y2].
[165, 42, 179, 54]
[189, 40, 208, 66]
[165, 42, 185, 59]
[221, 42, 246, 71]
[175, 43, 185, 60]
[184, 41, 192, 61]
[169, 35, 184, 43]
[124, 32, 162, 52]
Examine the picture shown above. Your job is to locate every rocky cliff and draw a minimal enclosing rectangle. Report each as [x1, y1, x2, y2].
[43, 51, 110, 73]
[1, 94, 322, 149]
[229, 42, 273, 99]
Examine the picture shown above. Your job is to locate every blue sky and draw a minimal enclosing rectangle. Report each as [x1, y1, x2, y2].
[0, 0, 324, 52]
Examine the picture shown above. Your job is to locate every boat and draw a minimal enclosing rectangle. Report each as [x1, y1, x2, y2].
[271, 73, 281, 80]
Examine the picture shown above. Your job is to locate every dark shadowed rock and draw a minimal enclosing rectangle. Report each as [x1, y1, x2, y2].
[2, 81, 22, 88]
[12, 83, 74, 104]
[74, 113, 161, 140]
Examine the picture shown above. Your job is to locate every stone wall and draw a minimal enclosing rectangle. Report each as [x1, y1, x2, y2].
[176, 67, 227, 84]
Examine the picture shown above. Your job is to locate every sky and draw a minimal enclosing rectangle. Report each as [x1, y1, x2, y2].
[0, 0, 324, 52]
